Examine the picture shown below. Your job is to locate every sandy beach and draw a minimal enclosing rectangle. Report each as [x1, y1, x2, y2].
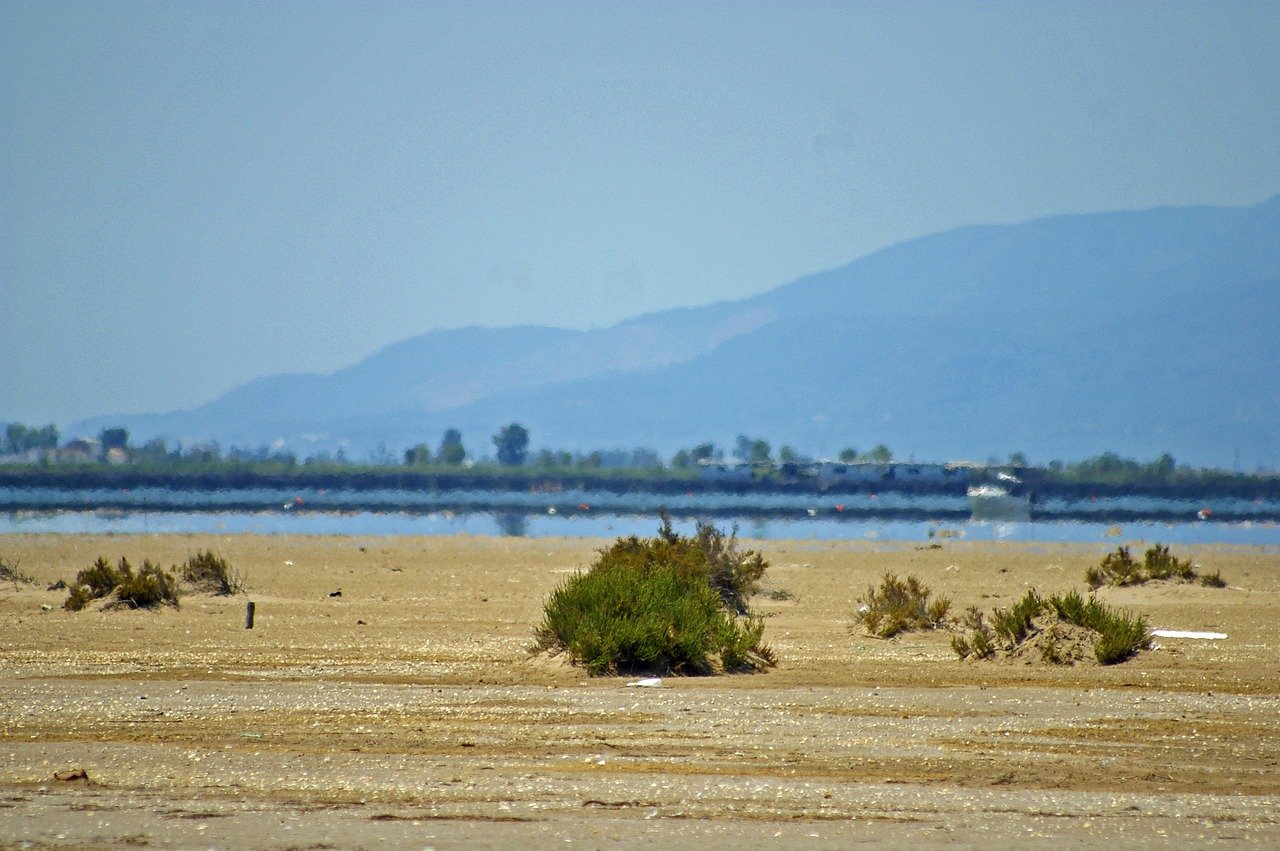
[2, 532, 1278, 847]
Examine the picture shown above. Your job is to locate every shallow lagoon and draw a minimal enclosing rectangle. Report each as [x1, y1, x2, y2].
[3, 507, 1278, 547]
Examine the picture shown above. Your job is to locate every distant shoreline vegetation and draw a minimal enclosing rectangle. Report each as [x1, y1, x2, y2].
[1, 421, 1278, 501]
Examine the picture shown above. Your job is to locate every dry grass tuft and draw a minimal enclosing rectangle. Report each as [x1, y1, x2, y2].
[855, 573, 950, 638]
[180, 550, 244, 595]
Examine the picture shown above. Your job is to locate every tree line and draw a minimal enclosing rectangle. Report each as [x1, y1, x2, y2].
[3, 422, 60, 455]
[2, 419, 1275, 491]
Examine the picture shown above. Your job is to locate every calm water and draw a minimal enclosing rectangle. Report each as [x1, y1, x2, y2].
[2, 484, 1278, 518]
[3, 507, 1278, 547]
[3, 485, 1279, 545]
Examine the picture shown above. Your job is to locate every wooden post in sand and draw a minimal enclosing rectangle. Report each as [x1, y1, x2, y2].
[245, 601, 256, 629]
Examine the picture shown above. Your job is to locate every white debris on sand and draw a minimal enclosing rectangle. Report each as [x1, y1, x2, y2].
[1152, 629, 1227, 640]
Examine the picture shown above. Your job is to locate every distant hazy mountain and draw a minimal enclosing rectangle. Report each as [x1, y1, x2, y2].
[74, 194, 1280, 468]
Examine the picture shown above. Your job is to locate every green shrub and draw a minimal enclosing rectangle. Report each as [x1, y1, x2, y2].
[955, 588, 1150, 666]
[689, 519, 768, 614]
[64, 557, 123, 610]
[1091, 608, 1150, 664]
[180, 549, 243, 595]
[856, 573, 950, 638]
[991, 590, 1042, 646]
[959, 604, 985, 631]
[1089, 546, 1143, 588]
[80, 556, 123, 597]
[63, 584, 94, 612]
[1087, 544, 1219, 589]
[1143, 544, 1195, 581]
[114, 559, 180, 609]
[1083, 564, 1104, 590]
[63, 556, 179, 611]
[531, 520, 775, 676]
[970, 628, 994, 658]
[951, 608, 995, 660]
[1199, 569, 1227, 588]
[1044, 588, 1150, 664]
[1047, 588, 1097, 626]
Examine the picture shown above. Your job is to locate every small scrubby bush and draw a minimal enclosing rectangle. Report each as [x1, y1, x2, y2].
[953, 588, 1150, 665]
[180, 550, 243, 595]
[63, 584, 94, 612]
[1199, 569, 1227, 588]
[1086, 544, 1219, 589]
[1046, 587, 1090, 624]
[856, 573, 950, 638]
[80, 556, 123, 597]
[1045, 588, 1150, 664]
[1, 555, 34, 588]
[64, 556, 179, 611]
[1090, 608, 1151, 664]
[951, 605, 996, 660]
[114, 559, 180, 609]
[689, 516, 768, 613]
[1143, 544, 1196, 581]
[1087, 546, 1143, 588]
[991, 590, 1042, 645]
[531, 518, 775, 676]
[64, 557, 123, 610]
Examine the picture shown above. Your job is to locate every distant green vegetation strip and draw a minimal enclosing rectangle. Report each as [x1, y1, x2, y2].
[0, 461, 708, 493]
[1, 460, 1277, 501]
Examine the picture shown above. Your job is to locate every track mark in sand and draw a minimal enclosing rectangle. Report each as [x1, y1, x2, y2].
[369, 812, 536, 823]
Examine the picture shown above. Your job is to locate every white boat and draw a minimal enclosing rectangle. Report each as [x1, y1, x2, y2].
[968, 484, 1031, 521]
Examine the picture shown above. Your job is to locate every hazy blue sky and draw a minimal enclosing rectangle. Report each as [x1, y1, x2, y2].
[4, 1, 1279, 426]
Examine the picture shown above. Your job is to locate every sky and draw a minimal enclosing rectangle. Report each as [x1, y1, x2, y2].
[4, 0, 1279, 427]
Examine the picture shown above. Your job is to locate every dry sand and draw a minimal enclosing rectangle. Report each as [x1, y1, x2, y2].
[1, 532, 1278, 847]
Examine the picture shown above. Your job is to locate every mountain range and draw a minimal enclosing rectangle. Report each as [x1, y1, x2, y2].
[74, 194, 1280, 468]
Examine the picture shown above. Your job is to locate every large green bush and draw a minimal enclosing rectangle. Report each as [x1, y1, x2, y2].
[531, 518, 775, 675]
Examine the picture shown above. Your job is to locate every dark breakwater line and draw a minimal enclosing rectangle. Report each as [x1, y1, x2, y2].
[0, 485, 969, 520]
[4, 465, 1278, 502]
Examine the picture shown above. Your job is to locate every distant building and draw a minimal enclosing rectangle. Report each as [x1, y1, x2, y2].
[0, 448, 48, 465]
[58, 438, 100, 462]
[698, 457, 980, 487]
[894, 463, 966, 484]
[815, 461, 968, 487]
[815, 461, 894, 486]
[697, 459, 754, 483]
